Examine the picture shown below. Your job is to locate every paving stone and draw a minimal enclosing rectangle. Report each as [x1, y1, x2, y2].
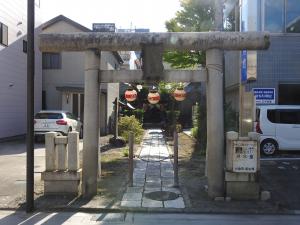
[146, 177, 161, 183]
[145, 181, 161, 189]
[143, 187, 161, 193]
[162, 180, 175, 187]
[122, 192, 142, 201]
[162, 187, 181, 194]
[161, 171, 174, 178]
[126, 187, 143, 193]
[142, 198, 163, 208]
[121, 200, 141, 208]
[133, 173, 146, 179]
[164, 197, 185, 208]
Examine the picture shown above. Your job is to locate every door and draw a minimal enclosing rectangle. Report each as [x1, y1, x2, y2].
[275, 109, 300, 150]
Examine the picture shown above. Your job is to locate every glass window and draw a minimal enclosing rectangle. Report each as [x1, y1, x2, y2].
[0, 22, 8, 46]
[35, 113, 63, 119]
[264, 0, 285, 32]
[286, 0, 300, 33]
[267, 110, 276, 123]
[278, 110, 300, 124]
[42, 52, 62, 69]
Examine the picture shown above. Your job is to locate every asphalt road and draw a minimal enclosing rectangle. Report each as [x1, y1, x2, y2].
[0, 140, 45, 207]
[0, 211, 300, 225]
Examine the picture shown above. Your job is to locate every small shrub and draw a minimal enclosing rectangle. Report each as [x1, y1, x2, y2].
[118, 115, 144, 143]
[191, 127, 198, 138]
[122, 147, 129, 157]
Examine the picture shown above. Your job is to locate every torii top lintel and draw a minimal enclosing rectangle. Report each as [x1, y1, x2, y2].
[39, 32, 270, 52]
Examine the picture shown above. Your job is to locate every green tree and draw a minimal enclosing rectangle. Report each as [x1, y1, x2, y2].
[164, 0, 216, 150]
[164, 0, 215, 68]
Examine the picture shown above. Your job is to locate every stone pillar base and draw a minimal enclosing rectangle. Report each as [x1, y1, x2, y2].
[42, 169, 81, 195]
[225, 171, 260, 200]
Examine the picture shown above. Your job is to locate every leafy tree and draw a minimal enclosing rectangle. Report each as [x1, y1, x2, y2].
[164, 0, 215, 68]
[164, 0, 216, 150]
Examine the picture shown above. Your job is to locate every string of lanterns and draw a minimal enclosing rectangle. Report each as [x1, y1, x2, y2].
[124, 84, 186, 104]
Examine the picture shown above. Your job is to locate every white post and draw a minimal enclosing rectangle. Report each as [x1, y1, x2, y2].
[68, 131, 79, 171]
[45, 132, 57, 171]
[82, 50, 100, 197]
[55, 136, 68, 171]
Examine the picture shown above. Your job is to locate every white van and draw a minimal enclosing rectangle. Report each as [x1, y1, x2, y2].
[255, 105, 300, 155]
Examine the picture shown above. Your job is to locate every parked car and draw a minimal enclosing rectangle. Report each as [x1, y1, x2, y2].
[255, 105, 300, 155]
[34, 110, 83, 139]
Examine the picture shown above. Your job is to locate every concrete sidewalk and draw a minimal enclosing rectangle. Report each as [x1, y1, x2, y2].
[121, 129, 185, 209]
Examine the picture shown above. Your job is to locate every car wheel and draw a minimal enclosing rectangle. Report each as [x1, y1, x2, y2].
[79, 126, 83, 139]
[261, 139, 278, 156]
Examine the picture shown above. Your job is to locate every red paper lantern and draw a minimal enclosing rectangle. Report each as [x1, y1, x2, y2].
[147, 90, 160, 104]
[125, 88, 137, 102]
[173, 88, 186, 101]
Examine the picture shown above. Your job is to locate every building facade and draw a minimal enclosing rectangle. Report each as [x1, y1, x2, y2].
[0, 0, 42, 140]
[224, 0, 300, 112]
[41, 15, 123, 135]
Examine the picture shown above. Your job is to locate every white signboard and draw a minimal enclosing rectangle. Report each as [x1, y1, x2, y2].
[233, 141, 257, 173]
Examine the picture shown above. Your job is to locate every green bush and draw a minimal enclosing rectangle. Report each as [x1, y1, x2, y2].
[191, 126, 198, 139]
[118, 116, 144, 144]
[123, 109, 144, 124]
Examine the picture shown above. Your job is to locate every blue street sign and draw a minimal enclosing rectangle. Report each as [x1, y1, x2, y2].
[252, 88, 275, 104]
[241, 50, 247, 83]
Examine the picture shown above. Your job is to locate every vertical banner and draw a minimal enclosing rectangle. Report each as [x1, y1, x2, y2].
[241, 50, 247, 83]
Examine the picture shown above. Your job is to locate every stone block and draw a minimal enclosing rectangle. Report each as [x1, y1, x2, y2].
[226, 181, 260, 200]
[261, 191, 271, 201]
[214, 197, 225, 201]
[122, 192, 142, 201]
[42, 170, 81, 195]
[121, 200, 141, 208]
[226, 131, 238, 140]
[55, 136, 68, 144]
[248, 132, 260, 141]
[164, 197, 185, 208]
[142, 198, 163, 208]
[225, 171, 258, 182]
[45, 132, 57, 171]
[57, 143, 67, 171]
[68, 132, 79, 171]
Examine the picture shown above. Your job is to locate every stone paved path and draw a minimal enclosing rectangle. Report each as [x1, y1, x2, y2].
[121, 129, 185, 208]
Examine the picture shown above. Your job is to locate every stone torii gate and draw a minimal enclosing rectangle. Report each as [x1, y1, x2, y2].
[39, 31, 270, 198]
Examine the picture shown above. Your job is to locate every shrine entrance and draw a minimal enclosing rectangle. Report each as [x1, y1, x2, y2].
[39, 31, 270, 199]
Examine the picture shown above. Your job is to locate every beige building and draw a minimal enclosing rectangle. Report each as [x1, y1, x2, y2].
[41, 15, 123, 134]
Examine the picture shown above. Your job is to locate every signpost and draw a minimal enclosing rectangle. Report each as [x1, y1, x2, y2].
[252, 88, 275, 104]
[233, 140, 257, 173]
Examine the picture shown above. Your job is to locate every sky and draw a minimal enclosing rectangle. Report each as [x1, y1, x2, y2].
[40, 0, 182, 32]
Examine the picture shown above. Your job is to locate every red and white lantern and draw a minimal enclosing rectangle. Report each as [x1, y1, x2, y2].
[147, 90, 160, 104]
[173, 88, 186, 101]
[125, 88, 137, 102]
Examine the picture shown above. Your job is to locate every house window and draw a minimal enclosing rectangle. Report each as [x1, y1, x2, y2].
[42, 52, 62, 69]
[0, 22, 8, 46]
[23, 40, 27, 53]
[263, 0, 300, 33]
[286, 0, 300, 33]
[264, 0, 285, 32]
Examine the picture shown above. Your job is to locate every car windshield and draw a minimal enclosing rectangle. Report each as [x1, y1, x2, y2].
[35, 113, 63, 119]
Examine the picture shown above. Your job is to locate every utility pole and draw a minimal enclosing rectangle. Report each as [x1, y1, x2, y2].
[206, 0, 225, 198]
[26, 0, 35, 212]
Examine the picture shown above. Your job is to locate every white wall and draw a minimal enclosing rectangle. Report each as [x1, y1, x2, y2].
[0, 0, 42, 139]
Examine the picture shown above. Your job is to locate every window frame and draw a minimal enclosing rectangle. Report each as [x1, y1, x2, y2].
[0, 22, 8, 46]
